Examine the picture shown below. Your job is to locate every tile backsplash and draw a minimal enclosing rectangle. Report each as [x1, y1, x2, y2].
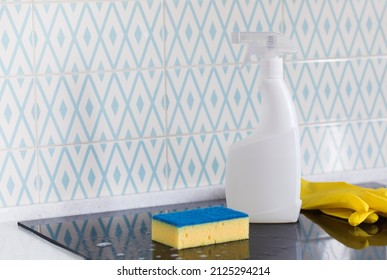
[0, 0, 386, 208]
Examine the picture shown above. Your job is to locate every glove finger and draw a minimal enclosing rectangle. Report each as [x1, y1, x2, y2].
[320, 208, 353, 220]
[301, 190, 369, 213]
[349, 209, 378, 226]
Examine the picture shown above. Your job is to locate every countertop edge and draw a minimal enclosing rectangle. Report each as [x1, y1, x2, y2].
[1, 168, 387, 224]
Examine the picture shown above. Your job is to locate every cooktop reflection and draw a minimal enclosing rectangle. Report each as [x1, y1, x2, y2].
[18, 198, 387, 260]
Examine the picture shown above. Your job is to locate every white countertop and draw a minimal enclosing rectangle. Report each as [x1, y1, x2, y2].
[0, 222, 81, 260]
[0, 185, 225, 260]
[1, 169, 386, 260]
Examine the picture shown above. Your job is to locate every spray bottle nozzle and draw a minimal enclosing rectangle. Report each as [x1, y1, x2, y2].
[232, 32, 297, 69]
[267, 35, 276, 49]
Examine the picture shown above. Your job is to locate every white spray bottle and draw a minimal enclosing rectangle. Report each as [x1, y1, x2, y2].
[225, 32, 301, 223]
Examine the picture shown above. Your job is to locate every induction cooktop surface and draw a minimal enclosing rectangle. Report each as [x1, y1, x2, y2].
[18, 183, 387, 260]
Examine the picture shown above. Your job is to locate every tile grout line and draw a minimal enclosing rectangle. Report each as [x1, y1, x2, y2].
[31, 0, 41, 206]
[162, 0, 170, 192]
[0, 54, 386, 80]
[1, 116, 386, 153]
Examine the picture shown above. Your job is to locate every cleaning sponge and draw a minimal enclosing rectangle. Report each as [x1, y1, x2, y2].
[151, 206, 249, 249]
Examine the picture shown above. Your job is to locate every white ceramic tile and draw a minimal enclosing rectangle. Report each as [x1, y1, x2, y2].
[37, 70, 165, 146]
[34, 0, 163, 74]
[167, 131, 249, 190]
[164, 0, 282, 66]
[283, 0, 387, 59]
[90, 70, 165, 141]
[166, 64, 261, 135]
[0, 3, 33, 76]
[0, 77, 35, 149]
[36, 74, 93, 146]
[286, 58, 387, 124]
[0, 149, 37, 207]
[38, 139, 167, 203]
[300, 120, 387, 176]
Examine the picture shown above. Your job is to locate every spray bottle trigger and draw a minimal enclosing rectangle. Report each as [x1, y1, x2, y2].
[240, 47, 254, 69]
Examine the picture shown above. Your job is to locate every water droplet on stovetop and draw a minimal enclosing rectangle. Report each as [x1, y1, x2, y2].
[96, 242, 112, 248]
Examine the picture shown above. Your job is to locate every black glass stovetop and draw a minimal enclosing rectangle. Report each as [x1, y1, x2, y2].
[18, 183, 387, 260]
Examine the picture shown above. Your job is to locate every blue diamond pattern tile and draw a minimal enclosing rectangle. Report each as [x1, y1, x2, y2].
[37, 70, 165, 146]
[300, 121, 387, 175]
[285, 58, 386, 124]
[284, 0, 387, 59]
[166, 64, 261, 135]
[34, 1, 163, 74]
[0, 149, 37, 207]
[0, 3, 33, 76]
[167, 131, 250, 190]
[38, 139, 166, 203]
[164, 0, 282, 66]
[0, 77, 35, 149]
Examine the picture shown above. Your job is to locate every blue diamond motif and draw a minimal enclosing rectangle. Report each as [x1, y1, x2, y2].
[135, 26, 142, 43]
[109, 27, 117, 45]
[136, 96, 144, 112]
[211, 91, 217, 107]
[366, 17, 372, 32]
[302, 19, 308, 34]
[212, 158, 219, 174]
[62, 172, 70, 190]
[114, 167, 121, 184]
[210, 23, 217, 40]
[346, 82, 352, 96]
[4, 105, 12, 123]
[84, 28, 91, 46]
[88, 169, 96, 187]
[111, 97, 119, 115]
[86, 99, 93, 117]
[187, 92, 194, 109]
[1, 31, 10, 49]
[366, 80, 372, 95]
[57, 29, 65, 48]
[138, 165, 145, 182]
[59, 101, 67, 119]
[7, 178, 15, 195]
[64, 230, 72, 246]
[90, 226, 97, 239]
[345, 18, 352, 33]
[115, 224, 123, 236]
[324, 19, 330, 34]
[110, 27, 117, 44]
[257, 21, 263, 32]
[303, 86, 309, 100]
[234, 90, 241, 106]
[188, 160, 195, 176]
[185, 24, 193, 41]
[324, 84, 331, 98]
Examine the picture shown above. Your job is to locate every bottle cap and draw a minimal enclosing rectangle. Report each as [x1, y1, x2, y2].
[232, 32, 297, 69]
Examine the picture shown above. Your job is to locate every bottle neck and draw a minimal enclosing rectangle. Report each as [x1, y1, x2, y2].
[260, 57, 283, 79]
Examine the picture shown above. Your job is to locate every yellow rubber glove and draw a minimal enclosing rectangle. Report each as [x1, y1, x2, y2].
[301, 178, 387, 226]
[320, 208, 379, 224]
[303, 211, 387, 249]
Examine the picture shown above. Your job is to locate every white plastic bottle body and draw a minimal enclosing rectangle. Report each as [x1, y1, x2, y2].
[225, 78, 301, 223]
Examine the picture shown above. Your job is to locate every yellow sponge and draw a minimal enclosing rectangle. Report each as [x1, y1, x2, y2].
[151, 206, 249, 250]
